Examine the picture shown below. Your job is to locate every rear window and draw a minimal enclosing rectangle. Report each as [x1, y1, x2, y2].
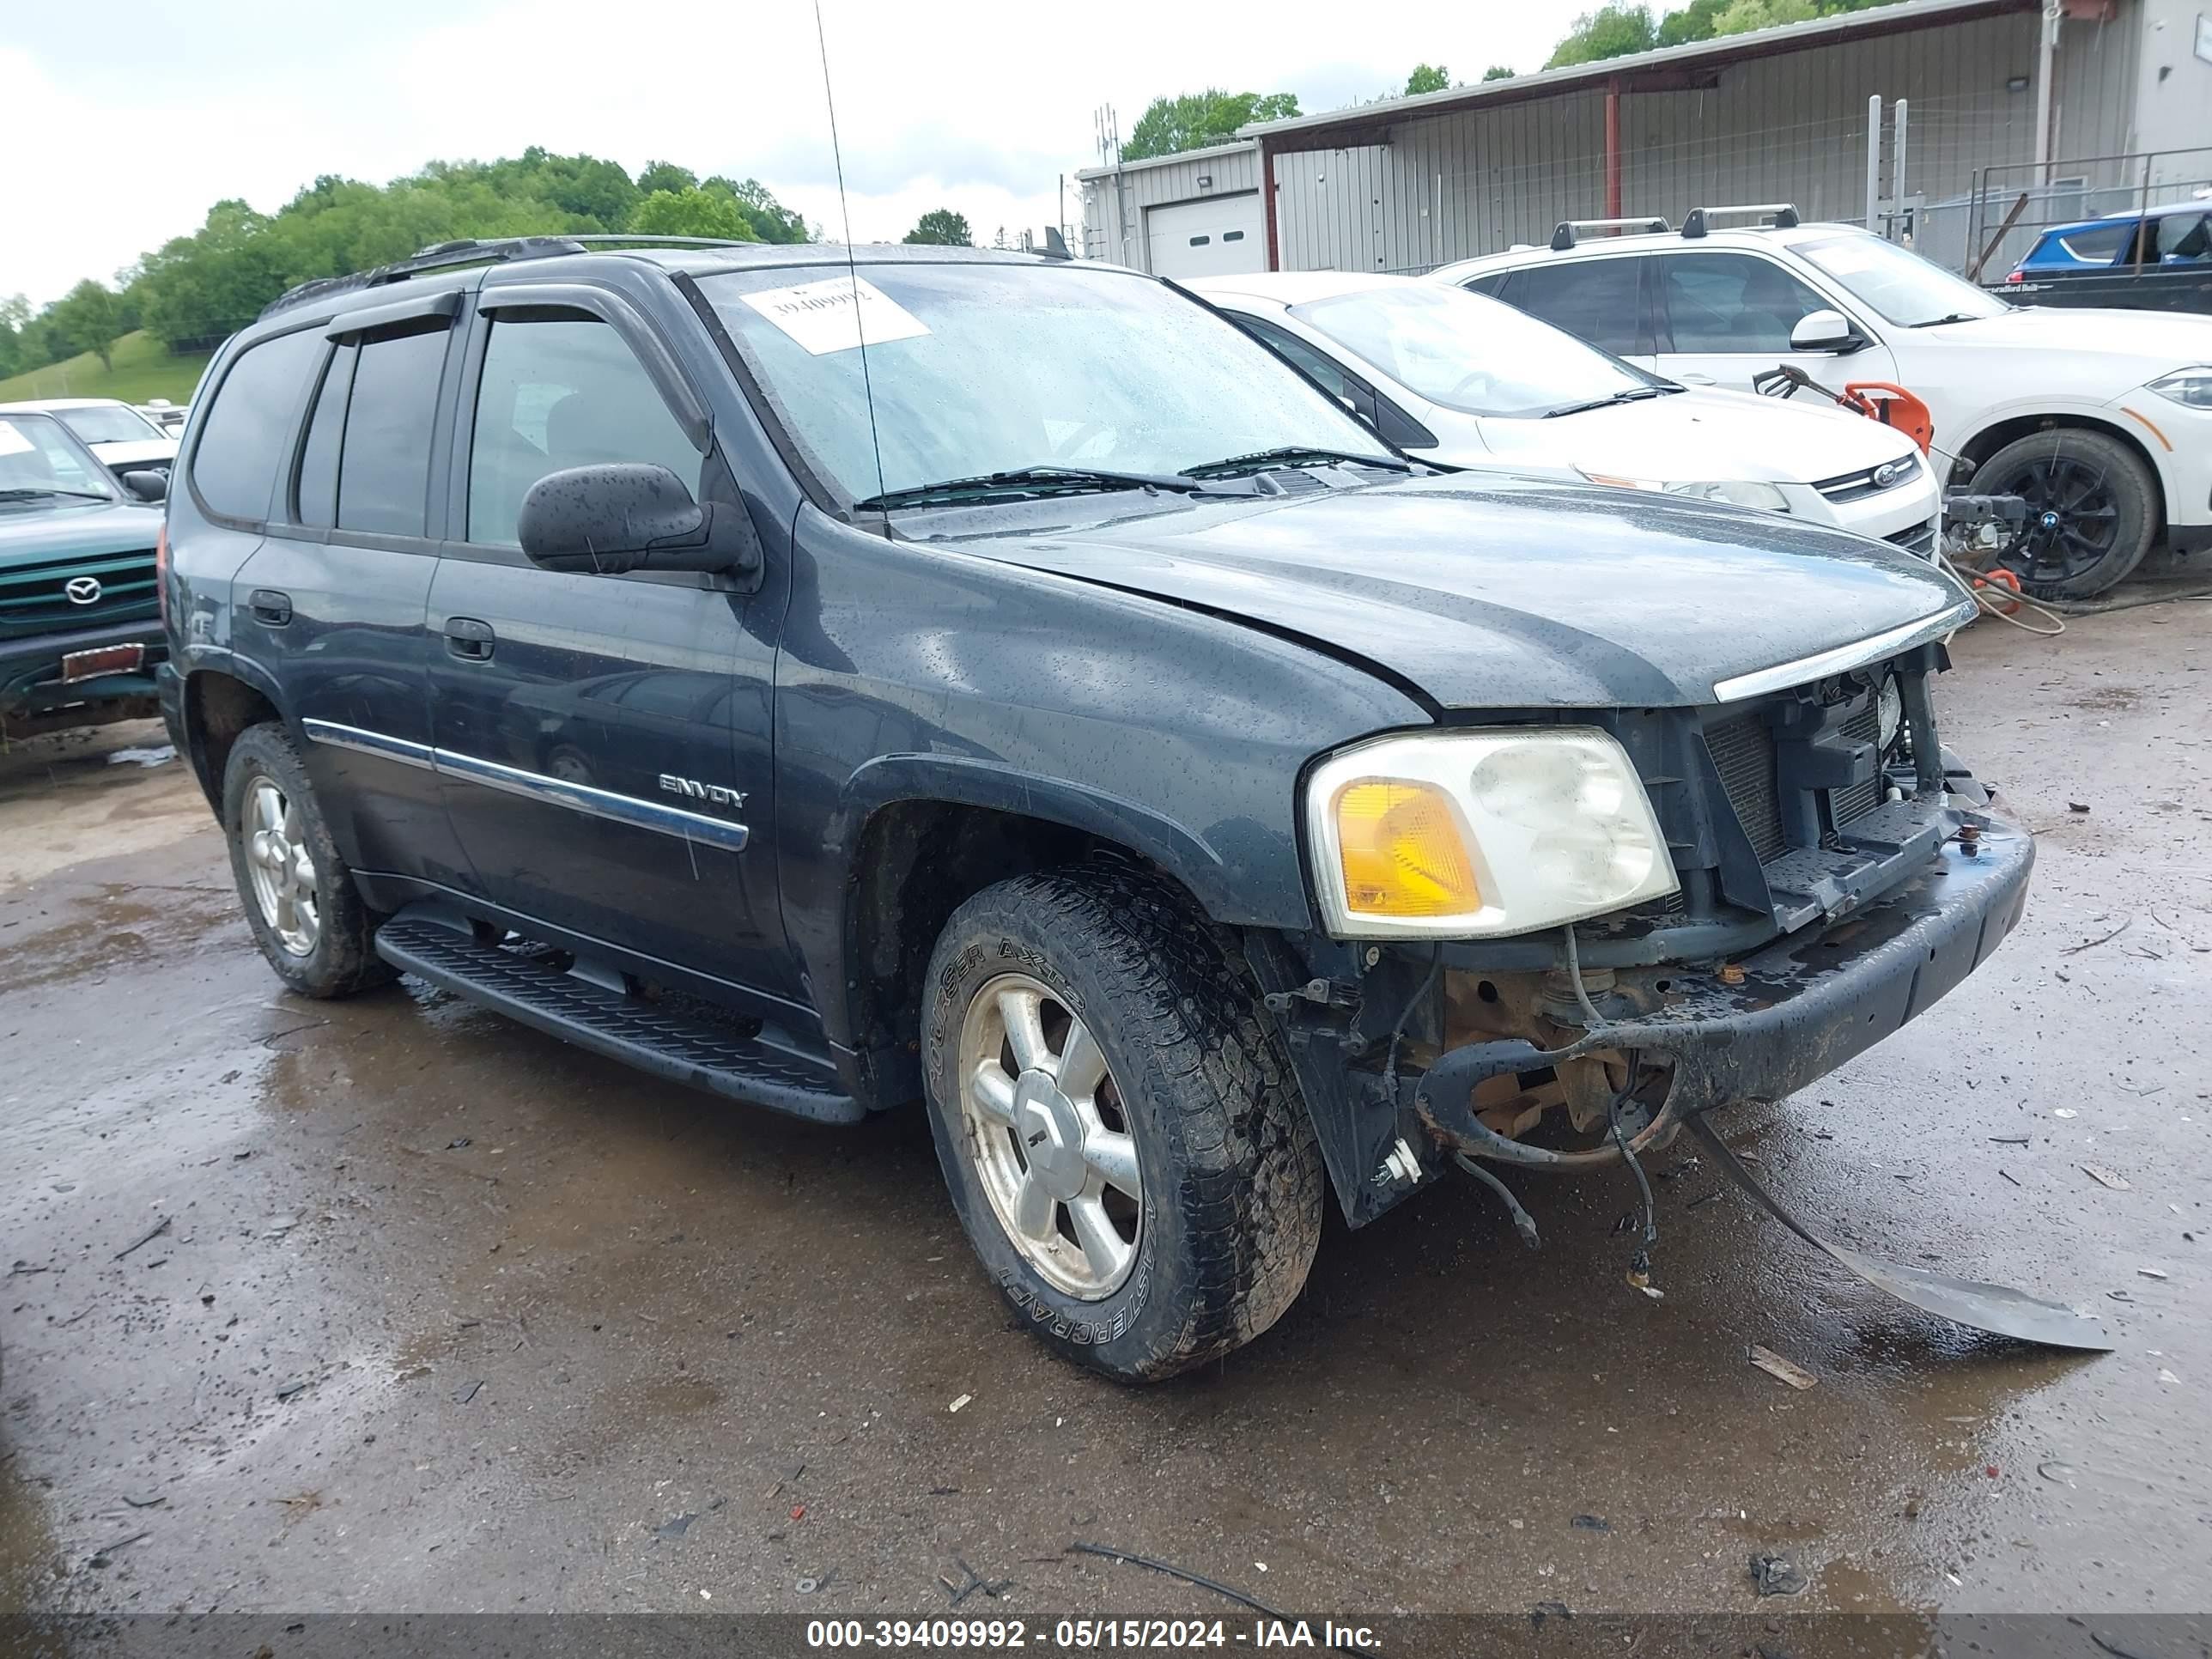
[1510, 257, 1644, 354]
[188, 331, 323, 522]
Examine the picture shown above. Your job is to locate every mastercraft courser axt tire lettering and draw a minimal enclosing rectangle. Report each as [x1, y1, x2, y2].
[921, 862, 1325, 1382]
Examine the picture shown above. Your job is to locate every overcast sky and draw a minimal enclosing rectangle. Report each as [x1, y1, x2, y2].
[3, 0, 1600, 307]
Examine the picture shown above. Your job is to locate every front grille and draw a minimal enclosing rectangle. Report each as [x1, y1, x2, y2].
[1884, 522, 1937, 560]
[1830, 700, 1885, 827]
[0, 549, 159, 640]
[1705, 710, 1784, 862]
[1812, 453, 1919, 503]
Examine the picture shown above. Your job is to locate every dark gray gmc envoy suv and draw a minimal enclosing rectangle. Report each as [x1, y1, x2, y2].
[157, 234, 2027, 1381]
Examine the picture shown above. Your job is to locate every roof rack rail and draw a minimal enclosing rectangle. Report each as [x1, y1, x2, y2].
[258, 234, 760, 321]
[1680, 203, 1800, 239]
[1550, 216, 1672, 252]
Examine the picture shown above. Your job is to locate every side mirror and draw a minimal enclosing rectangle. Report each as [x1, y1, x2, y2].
[1790, 308, 1864, 354]
[121, 470, 167, 502]
[516, 464, 762, 578]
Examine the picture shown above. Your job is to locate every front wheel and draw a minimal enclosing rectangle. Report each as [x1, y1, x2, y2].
[1972, 428, 2158, 599]
[921, 866, 1324, 1382]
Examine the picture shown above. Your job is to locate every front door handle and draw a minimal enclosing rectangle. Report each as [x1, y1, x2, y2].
[249, 588, 292, 626]
[444, 617, 495, 662]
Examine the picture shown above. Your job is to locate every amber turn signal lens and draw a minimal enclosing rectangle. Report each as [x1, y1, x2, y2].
[1334, 780, 1480, 918]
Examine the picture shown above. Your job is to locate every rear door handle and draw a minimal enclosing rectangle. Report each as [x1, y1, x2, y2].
[444, 617, 495, 662]
[249, 588, 292, 626]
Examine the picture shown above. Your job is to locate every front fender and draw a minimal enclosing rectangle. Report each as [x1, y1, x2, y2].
[831, 753, 1255, 928]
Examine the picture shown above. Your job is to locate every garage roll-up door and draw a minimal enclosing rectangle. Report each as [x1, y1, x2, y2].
[1146, 193, 1265, 278]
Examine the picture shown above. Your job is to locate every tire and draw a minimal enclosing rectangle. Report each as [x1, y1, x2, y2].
[1971, 427, 2158, 599]
[221, 723, 396, 999]
[921, 863, 1324, 1382]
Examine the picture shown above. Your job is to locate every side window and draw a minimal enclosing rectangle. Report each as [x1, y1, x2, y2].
[293, 342, 356, 529]
[466, 315, 700, 546]
[1657, 252, 1830, 354]
[188, 329, 323, 522]
[1511, 258, 1644, 354]
[2158, 212, 2211, 262]
[1460, 271, 1511, 299]
[2053, 222, 2133, 264]
[337, 319, 450, 537]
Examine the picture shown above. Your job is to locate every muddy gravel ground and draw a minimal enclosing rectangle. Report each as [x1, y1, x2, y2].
[1, 603, 2206, 1639]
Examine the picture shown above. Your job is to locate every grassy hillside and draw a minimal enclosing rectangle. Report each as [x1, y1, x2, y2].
[0, 331, 213, 407]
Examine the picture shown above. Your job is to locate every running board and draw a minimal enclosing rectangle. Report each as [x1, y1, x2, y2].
[373, 911, 866, 1124]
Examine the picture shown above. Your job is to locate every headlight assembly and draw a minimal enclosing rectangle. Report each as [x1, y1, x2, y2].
[1304, 729, 1679, 939]
[1577, 471, 1791, 514]
[2146, 367, 2212, 410]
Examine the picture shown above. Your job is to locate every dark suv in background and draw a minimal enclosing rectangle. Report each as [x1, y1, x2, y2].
[160, 234, 2027, 1381]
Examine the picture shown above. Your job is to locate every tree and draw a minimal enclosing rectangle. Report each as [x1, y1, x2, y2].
[1712, 0, 1820, 31]
[902, 208, 973, 246]
[1481, 64, 1518, 80]
[1406, 64, 1451, 94]
[50, 280, 124, 372]
[717, 178, 810, 244]
[630, 185, 756, 240]
[1544, 3, 1657, 66]
[1121, 89, 1302, 161]
[635, 161, 699, 197]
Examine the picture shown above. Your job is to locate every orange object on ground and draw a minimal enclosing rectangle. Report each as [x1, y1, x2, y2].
[1971, 567, 2023, 615]
[1838, 382, 1935, 455]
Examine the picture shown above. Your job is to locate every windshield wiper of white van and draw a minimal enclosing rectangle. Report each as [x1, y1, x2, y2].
[852, 465, 1235, 512]
[0, 486, 112, 502]
[1179, 445, 1408, 479]
[1541, 386, 1669, 419]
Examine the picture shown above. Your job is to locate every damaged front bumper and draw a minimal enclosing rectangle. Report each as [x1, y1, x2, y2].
[1413, 811, 2033, 1158]
[1253, 803, 2034, 1226]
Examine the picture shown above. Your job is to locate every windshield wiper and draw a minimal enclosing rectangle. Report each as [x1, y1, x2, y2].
[0, 486, 111, 502]
[852, 465, 1228, 512]
[1909, 313, 1981, 328]
[1542, 387, 1668, 419]
[1179, 445, 1407, 479]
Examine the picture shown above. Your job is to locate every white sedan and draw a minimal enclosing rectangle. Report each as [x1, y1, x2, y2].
[0, 397, 179, 483]
[1189, 272, 1941, 558]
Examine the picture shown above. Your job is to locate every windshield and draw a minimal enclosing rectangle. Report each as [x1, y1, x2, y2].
[1795, 235, 2008, 326]
[1291, 282, 1660, 417]
[699, 262, 1396, 503]
[0, 413, 119, 501]
[53, 404, 166, 445]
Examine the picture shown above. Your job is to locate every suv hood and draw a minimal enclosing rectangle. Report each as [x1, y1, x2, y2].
[1475, 386, 1916, 484]
[959, 474, 1968, 709]
[1923, 304, 2212, 374]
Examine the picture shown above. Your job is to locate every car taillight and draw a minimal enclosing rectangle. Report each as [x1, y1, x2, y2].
[2003, 269, 2024, 283]
[155, 523, 168, 629]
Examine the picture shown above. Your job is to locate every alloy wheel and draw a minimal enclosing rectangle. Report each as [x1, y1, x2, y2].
[956, 973, 1142, 1298]
[1993, 450, 2121, 586]
[243, 776, 320, 957]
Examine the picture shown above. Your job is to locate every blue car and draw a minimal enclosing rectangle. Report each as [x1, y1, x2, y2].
[2002, 200, 2212, 313]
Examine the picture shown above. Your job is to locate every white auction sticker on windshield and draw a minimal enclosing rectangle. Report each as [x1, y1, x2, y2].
[738, 276, 930, 356]
[0, 421, 32, 458]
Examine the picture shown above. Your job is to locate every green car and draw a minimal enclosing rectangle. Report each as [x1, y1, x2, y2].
[0, 410, 168, 738]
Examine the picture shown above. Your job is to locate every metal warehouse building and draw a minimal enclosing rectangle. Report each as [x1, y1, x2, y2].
[1080, 0, 2209, 277]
